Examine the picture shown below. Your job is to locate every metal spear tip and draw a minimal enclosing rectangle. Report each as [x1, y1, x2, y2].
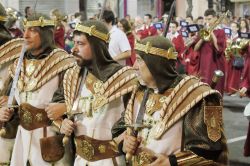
[214, 70, 224, 77]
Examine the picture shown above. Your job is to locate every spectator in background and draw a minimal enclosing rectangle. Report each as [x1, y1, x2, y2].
[136, 13, 157, 40]
[166, 20, 185, 73]
[240, 18, 249, 33]
[50, 9, 66, 49]
[196, 16, 204, 27]
[186, 15, 194, 24]
[153, 16, 159, 23]
[125, 14, 131, 22]
[118, 18, 136, 66]
[102, 10, 131, 65]
[24, 6, 32, 18]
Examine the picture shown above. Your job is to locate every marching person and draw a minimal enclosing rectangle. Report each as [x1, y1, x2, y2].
[194, 9, 227, 94]
[59, 20, 138, 165]
[117, 36, 228, 166]
[0, 13, 75, 166]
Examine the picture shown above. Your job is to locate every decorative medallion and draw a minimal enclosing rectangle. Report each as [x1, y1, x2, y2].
[35, 113, 43, 122]
[22, 110, 32, 125]
[136, 151, 153, 166]
[80, 140, 95, 160]
[93, 81, 103, 94]
[98, 144, 106, 153]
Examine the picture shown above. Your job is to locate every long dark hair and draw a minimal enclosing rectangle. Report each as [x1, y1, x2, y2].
[240, 19, 249, 32]
[27, 13, 56, 52]
[74, 20, 122, 82]
[119, 18, 132, 34]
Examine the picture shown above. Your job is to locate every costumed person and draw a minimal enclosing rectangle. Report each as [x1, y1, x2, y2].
[225, 22, 243, 95]
[194, 9, 226, 94]
[238, 40, 250, 157]
[0, 13, 75, 166]
[50, 8, 66, 49]
[116, 36, 228, 166]
[166, 20, 185, 74]
[136, 14, 157, 40]
[59, 20, 138, 166]
[0, 3, 12, 45]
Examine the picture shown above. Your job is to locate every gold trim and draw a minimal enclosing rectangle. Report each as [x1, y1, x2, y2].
[23, 16, 55, 28]
[75, 24, 110, 43]
[0, 15, 7, 22]
[135, 42, 177, 60]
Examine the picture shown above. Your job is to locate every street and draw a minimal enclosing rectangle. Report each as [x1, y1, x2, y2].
[224, 95, 250, 165]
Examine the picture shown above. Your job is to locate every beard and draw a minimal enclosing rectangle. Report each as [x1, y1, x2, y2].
[72, 52, 92, 67]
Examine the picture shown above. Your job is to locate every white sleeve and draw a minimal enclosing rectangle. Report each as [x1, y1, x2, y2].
[118, 31, 131, 52]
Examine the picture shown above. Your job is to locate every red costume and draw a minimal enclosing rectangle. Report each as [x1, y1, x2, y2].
[171, 33, 186, 73]
[241, 45, 250, 156]
[197, 29, 226, 94]
[137, 24, 157, 40]
[54, 26, 65, 49]
[126, 33, 136, 66]
[225, 37, 243, 94]
[185, 47, 200, 75]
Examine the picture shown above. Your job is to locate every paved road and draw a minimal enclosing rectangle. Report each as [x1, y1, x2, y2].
[223, 95, 250, 165]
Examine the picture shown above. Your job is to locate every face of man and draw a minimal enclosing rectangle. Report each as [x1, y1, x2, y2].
[72, 34, 93, 67]
[23, 27, 42, 54]
[27, 8, 32, 16]
[134, 54, 155, 86]
[231, 23, 238, 33]
[169, 23, 177, 34]
[197, 18, 204, 25]
[204, 15, 216, 27]
[144, 16, 151, 25]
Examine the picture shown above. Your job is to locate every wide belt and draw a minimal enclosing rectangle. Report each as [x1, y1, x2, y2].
[19, 103, 50, 131]
[75, 135, 121, 162]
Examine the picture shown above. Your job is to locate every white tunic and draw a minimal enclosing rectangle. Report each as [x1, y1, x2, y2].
[73, 82, 126, 166]
[133, 97, 183, 157]
[10, 76, 73, 166]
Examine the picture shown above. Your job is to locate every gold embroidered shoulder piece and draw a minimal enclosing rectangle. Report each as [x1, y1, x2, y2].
[0, 38, 24, 66]
[152, 76, 222, 140]
[63, 65, 81, 112]
[63, 66, 138, 113]
[9, 48, 76, 92]
[125, 76, 223, 141]
[86, 66, 138, 110]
